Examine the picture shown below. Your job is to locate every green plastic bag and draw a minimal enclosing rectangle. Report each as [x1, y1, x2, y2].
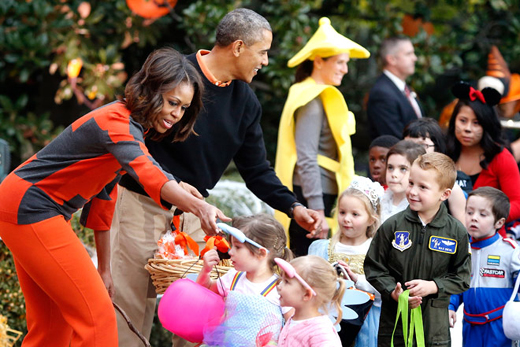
[391, 290, 425, 347]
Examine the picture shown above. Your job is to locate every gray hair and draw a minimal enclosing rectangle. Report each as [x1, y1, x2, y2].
[216, 8, 272, 47]
[379, 36, 411, 67]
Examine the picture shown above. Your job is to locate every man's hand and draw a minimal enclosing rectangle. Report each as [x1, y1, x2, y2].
[196, 202, 231, 236]
[314, 209, 330, 239]
[292, 206, 321, 236]
[406, 279, 438, 298]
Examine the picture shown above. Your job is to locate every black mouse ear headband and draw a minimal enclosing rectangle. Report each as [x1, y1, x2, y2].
[451, 81, 502, 107]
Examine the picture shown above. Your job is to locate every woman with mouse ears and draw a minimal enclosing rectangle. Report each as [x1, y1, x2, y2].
[274, 17, 370, 256]
[445, 81, 520, 237]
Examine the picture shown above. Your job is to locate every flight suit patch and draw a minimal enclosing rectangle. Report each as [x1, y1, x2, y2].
[392, 231, 412, 252]
[429, 236, 457, 254]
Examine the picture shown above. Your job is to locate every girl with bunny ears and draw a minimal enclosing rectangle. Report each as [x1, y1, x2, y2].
[309, 176, 384, 346]
[276, 255, 345, 347]
[446, 81, 520, 235]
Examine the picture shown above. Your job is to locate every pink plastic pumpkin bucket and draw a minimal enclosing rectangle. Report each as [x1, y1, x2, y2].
[158, 278, 225, 343]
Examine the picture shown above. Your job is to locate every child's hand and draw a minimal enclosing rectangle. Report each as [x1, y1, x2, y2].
[449, 309, 457, 328]
[202, 248, 220, 272]
[338, 260, 358, 283]
[408, 295, 422, 309]
[197, 247, 220, 290]
[391, 282, 403, 302]
[405, 279, 438, 297]
[391, 282, 422, 308]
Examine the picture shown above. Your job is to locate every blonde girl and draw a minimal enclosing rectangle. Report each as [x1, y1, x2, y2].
[197, 214, 293, 346]
[309, 176, 384, 346]
[380, 140, 426, 223]
[276, 255, 345, 347]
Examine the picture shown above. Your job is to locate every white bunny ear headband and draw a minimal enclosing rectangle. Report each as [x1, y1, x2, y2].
[348, 176, 384, 209]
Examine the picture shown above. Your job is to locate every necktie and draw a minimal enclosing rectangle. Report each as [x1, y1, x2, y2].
[405, 85, 422, 118]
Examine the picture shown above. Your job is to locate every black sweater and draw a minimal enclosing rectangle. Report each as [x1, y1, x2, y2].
[120, 53, 296, 215]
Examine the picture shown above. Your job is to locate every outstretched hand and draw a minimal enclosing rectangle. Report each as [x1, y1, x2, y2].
[292, 206, 322, 237]
[198, 202, 231, 236]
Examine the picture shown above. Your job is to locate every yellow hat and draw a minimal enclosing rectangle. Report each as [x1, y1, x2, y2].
[288, 17, 370, 68]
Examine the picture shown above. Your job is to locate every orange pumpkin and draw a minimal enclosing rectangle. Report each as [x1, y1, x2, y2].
[126, 0, 178, 19]
[401, 14, 434, 37]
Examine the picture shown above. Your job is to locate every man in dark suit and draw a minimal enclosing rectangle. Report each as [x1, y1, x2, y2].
[367, 36, 423, 140]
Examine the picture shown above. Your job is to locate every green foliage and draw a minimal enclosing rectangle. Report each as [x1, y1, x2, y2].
[0, 0, 172, 168]
[0, 241, 26, 346]
[0, 94, 63, 164]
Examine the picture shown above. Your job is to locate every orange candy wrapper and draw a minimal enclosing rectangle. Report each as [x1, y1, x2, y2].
[156, 216, 232, 259]
[155, 216, 200, 259]
[200, 235, 230, 257]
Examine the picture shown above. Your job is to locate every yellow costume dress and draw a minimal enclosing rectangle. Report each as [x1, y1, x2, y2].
[274, 77, 356, 234]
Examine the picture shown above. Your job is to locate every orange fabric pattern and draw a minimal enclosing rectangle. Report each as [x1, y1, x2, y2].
[0, 101, 173, 228]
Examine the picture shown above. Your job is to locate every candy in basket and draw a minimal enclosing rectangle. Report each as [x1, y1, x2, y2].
[145, 224, 233, 294]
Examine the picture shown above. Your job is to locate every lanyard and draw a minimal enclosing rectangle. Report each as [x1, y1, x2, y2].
[391, 290, 425, 347]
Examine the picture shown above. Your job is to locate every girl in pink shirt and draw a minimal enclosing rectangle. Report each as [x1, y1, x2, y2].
[276, 255, 345, 347]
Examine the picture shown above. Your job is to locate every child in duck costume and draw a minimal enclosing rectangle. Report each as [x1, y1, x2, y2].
[274, 17, 370, 256]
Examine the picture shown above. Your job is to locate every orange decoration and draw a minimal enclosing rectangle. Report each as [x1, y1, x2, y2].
[401, 14, 434, 37]
[126, 0, 178, 19]
[174, 231, 200, 257]
[200, 235, 230, 257]
[501, 73, 520, 104]
[438, 99, 457, 130]
[172, 215, 181, 231]
[67, 58, 83, 78]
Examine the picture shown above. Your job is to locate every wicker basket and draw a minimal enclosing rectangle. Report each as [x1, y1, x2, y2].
[145, 257, 233, 294]
[0, 314, 23, 347]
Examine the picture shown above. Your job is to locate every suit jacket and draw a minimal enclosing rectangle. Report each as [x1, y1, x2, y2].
[367, 73, 423, 140]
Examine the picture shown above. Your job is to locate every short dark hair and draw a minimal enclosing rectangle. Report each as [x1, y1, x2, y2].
[386, 140, 426, 167]
[379, 36, 411, 67]
[215, 8, 271, 47]
[467, 187, 510, 222]
[403, 118, 447, 154]
[123, 47, 203, 142]
[370, 135, 400, 150]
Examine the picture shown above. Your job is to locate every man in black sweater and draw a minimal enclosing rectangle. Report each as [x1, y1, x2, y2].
[98, 9, 321, 347]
